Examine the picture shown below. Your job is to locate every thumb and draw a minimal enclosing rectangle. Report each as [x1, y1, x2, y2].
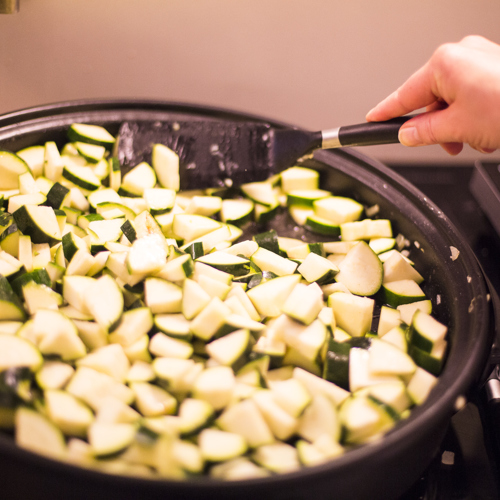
[398, 109, 458, 147]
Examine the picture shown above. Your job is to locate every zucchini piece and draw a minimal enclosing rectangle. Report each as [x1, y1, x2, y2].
[62, 163, 101, 191]
[369, 237, 396, 255]
[44, 182, 71, 209]
[155, 253, 193, 282]
[334, 241, 383, 296]
[143, 188, 176, 215]
[240, 181, 278, 207]
[66, 248, 95, 277]
[130, 382, 177, 417]
[181, 278, 211, 320]
[74, 142, 106, 164]
[377, 305, 402, 336]
[252, 442, 300, 473]
[217, 398, 274, 448]
[0, 334, 42, 372]
[13, 204, 62, 245]
[193, 365, 235, 410]
[322, 338, 351, 390]
[126, 233, 168, 275]
[45, 389, 94, 437]
[252, 390, 298, 441]
[198, 428, 247, 462]
[280, 166, 319, 193]
[154, 313, 192, 341]
[254, 202, 280, 224]
[67, 366, 134, 411]
[297, 393, 340, 442]
[15, 407, 67, 459]
[82, 274, 124, 331]
[293, 367, 350, 407]
[397, 299, 432, 326]
[250, 247, 298, 277]
[252, 229, 280, 254]
[0, 150, 30, 190]
[144, 277, 182, 314]
[77, 344, 130, 382]
[197, 251, 250, 277]
[152, 143, 180, 191]
[8, 192, 46, 214]
[382, 279, 426, 307]
[407, 310, 447, 353]
[220, 199, 254, 227]
[149, 332, 193, 359]
[355, 380, 411, 414]
[383, 251, 424, 284]
[297, 252, 339, 285]
[339, 394, 396, 444]
[172, 213, 221, 242]
[329, 292, 374, 337]
[33, 309, 87, 361]
[0, 275, 26, 321]
[406, 366, 438, 405]
[286, 188, 331, 208]
[304, 214, 341, 236]
[281, 283, 324, 326]
[22, 281, 63, 315]
[109, 307, 154, 347]
[36, 361, 75, 391]
[340, 219, 393, 241]
[205, 328, 253, 371]
[368, 338, 416, 377]
[247, 274, 301, 318]
[120, 162, 156, 197]
[87, 188, 121, 212]
[185, 195, 223, 217]
[313, 196, 364, 225]
[152, 358, 197, 393]
[16, 145, 45, 178]
[88, 422, 136, 457]
[68, 123, 116, 148]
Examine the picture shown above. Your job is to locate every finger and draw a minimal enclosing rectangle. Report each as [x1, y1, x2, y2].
[439, 142, 464, 155]
[459, 35, 500, 54]
[397, 107, 461, 147]
[366, 63, 440, 122]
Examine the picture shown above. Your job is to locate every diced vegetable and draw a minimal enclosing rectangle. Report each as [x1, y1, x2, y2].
[0, 124, 450, 482]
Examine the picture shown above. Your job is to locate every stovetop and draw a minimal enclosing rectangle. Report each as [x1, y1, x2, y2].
[391, 163, 500, 500]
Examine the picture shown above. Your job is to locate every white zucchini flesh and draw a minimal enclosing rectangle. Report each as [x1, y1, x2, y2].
[0, 334, 43, 372]
[88, 422, 136, 457]
[349, 347, 401, 392]
[152, 143, 180, 191]
[198, 428, 248, 462]
[45, 390, 94, 438]
[297, 393, 341, 442]
[329, 293, 374, 338]
[217, 398, 274, 448]
[334, 241, 383, 296]
[15, 407, 67, 459]
[252, 442, 300, 473]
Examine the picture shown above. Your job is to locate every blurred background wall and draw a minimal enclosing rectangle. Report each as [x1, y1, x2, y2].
[1, 0, 500, 165]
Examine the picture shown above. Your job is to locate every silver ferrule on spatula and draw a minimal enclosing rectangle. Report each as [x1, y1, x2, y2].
[321, 128, 342, 149]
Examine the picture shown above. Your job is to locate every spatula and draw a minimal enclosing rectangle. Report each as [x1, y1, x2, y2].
[115, 116, 413, 190]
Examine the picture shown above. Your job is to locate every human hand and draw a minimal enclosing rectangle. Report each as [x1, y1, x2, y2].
[366, 35, 500, 155]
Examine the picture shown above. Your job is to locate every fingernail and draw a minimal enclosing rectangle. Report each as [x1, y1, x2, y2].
[399, 126, 423, 147]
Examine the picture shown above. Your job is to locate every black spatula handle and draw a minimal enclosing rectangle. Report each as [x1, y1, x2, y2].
[322, 115, 415, 148]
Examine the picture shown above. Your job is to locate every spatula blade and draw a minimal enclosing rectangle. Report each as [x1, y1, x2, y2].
[115, 120, 276, 190]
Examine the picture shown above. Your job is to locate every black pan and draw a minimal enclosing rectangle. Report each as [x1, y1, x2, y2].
[0, 99, 494, 500]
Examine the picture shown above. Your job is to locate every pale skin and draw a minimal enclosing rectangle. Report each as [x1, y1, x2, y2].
[366, 35, 500, 155]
